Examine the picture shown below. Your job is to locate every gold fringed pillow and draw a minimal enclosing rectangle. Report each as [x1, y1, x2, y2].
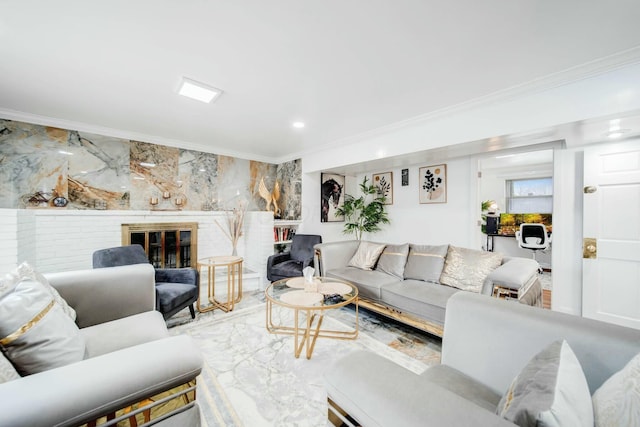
[440, 246, 503, 292]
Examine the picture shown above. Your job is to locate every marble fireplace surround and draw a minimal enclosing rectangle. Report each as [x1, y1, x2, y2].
[0, 209, 275, 291]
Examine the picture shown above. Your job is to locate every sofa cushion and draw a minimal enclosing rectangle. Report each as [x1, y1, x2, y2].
[1, 261, 77, 321]
[421, 364, 502, 412]
[592, 351, 640, 427]
[0, 278, 86, 375]
[440, 246, 503, 292]
[381, 279, 458, 325]
[326, 267, 399, 300]
[496, 340, 593, 427]
[403, 244, 448, 282]
[81, 311, 169, 358]
[375, 243, 409, 279]
[348, 242, 386, 270]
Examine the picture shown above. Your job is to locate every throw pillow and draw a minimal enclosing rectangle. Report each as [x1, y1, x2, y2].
[0, 352, 19, 383]
[439, 246, 503, 293]
[347, 242, 386, 271]
[1, 261, 76, 321]
[403, 244, 448, 283]
[375, 243, 409, 279]
[496, 340, 593, 427]
[0, 278, 86, 376]
[592, 352, 640, 427]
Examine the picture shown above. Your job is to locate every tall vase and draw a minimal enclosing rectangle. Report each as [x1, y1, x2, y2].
[231, 244, 238, 257]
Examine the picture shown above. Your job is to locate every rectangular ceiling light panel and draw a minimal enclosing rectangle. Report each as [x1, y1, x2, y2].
[178, 77, 222, 103]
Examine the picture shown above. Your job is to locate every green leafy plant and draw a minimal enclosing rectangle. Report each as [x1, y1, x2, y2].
[335, 176, 390, 240]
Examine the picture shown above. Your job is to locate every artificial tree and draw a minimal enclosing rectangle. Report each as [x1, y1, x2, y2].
[336, 176, 390, 240]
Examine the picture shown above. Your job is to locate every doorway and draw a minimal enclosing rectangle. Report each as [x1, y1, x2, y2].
[477, 148, 554, 308]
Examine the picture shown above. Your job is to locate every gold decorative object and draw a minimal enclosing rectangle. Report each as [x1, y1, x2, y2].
[258, 177, 281, 217]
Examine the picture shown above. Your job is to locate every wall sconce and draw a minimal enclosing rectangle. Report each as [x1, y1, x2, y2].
[175, 197, 184, 206]
[150, 197, 159, 206]
[162, 191, 171, 199]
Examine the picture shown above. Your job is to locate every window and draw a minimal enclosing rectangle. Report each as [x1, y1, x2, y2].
[505, 177, 553, 213]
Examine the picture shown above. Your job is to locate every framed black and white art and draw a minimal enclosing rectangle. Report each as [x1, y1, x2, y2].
[419, 164, 447, 204]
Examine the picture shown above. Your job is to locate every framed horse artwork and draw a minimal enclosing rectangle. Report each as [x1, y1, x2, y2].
[320, 173, 344, 222]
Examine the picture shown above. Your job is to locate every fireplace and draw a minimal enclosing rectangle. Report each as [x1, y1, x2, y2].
[121, 222, 198, 268]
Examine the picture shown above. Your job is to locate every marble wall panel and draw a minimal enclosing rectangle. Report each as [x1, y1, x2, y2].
[250, 160, 278, 214]
[178, 149, 219, 211]
[0, 120, 69, 208]
[277, 159, 302, 220]
[217, 155, 252, 210]
[67, 131, 130, 209]
[130, 141, 181, 210]
[0, 118, 302, 219]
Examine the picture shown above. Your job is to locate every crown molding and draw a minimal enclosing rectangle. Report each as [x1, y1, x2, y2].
[295, 45, 640, 160]
[0, 109, 277, 164]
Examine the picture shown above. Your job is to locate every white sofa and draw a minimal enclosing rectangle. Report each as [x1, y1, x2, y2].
[325, 292, 640, 426]
[314, 240, 541, 336]
[0, 264, 203, 427]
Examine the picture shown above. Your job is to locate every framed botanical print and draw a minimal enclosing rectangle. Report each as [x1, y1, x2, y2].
[419, 164, 447, 204]
[320, 173, 344, 222]
[372, 172, 393, 204]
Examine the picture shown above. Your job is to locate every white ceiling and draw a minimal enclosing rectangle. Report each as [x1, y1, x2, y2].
[2, 1, 640, 163]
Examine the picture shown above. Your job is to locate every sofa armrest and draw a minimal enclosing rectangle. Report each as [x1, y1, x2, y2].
[313, 240, 360, 276]
[481, 257, 539, 295]
[325, 350, 514, 427]
[45, 264, 156, 329]
[0, 335, 202, 427]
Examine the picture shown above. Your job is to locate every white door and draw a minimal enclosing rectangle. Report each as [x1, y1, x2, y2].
[583, 140, 640, 329]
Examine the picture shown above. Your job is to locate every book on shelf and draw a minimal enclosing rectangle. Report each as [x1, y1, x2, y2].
[273, 226, 297, 243]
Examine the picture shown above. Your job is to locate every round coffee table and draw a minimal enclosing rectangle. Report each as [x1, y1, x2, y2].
[265, 276, 358, 359]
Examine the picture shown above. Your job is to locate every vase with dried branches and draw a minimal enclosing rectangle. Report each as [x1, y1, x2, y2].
[215, 200, 247, 256]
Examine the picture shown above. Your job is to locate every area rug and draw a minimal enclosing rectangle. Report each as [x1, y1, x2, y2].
[171, 304, 440, 427]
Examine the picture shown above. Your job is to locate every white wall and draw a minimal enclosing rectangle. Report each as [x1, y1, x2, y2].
[300, 62, 640, 316]
[302, 158, 476, 248]
[0, 209, 274, 291]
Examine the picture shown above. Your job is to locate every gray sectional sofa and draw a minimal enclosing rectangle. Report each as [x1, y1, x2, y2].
[0, 263, 203, 427]
[324, 292, 640, 427]
[314, 240, 541, 336]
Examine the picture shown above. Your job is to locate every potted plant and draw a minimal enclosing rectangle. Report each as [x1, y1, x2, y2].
[335, 176, 390, 240]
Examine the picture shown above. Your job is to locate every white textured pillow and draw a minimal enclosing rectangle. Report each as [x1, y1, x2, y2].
[1, 262, 76, 321]
[0, 278, 86, 375]
[593, 352, 640, 427]
[440, 246, 503, 293]
[348, 242, 386, 271]
[0, 353, 19, 383]
[496, 340, 593, 427]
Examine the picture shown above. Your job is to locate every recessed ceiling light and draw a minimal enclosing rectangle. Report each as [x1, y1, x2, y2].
[139, 162, 156, 168]
[292, 122, 305, 129]
[58, 150, 74, 155]
[178, 77, 222, 103]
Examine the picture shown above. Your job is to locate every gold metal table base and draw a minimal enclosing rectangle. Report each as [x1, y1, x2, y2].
[197, 256, 243, 313]
[266, 301, 359, 359]
[265, 277, 359, 359]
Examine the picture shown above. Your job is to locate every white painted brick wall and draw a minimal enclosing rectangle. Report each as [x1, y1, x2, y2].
[0, 209, 274, 290]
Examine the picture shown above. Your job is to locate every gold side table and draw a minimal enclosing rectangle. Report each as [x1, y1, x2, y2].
[197, 256, 243, 313]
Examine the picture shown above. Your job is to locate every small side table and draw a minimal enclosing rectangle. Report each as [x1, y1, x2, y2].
[197, 256, 243, 313]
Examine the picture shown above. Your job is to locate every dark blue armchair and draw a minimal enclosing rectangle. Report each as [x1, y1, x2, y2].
[267, 234, 322, 282]
[92, 245, 199, 320]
